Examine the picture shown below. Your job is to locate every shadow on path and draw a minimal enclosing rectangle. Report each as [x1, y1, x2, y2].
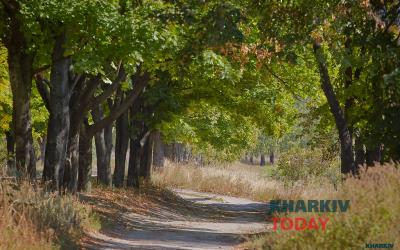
[82, 189, 269, 250]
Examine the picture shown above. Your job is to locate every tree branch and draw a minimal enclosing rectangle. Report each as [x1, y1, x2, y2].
[87, 67, 126, 111]
[34, 75, 50, 111]
[80, 75, 102, 106]
[87, 71, 150, 137]
[264, 65, 303, 101]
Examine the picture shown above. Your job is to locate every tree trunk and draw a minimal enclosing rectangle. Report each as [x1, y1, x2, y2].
[250, 155, 254, 164]
[127, 101, 145, 188]
[127, 138, 142, 188]
[5, 131, 15, 172]
[269, 150, 275, 164]
[64, 131, 79, 192]
[354, 133, 365, 167]
[43, 33, 71, 190]
[313, 41, 355, 175]
[28, 132, 36, 179]
[38, 136, 46, 162]
[63, 85, 84, 193]
[164, 143, 174, 161]
[78, 121, 92, 192]
[6, 25, 35, 178]
[344, 37, 354, 142]
[260, 154, 266, 166]
[152, 130, 165, 169]
[139, 133, 152, 180]
[114, 109, 129, 187]
[366, 145, 381, 167]
[3, 0, 36, 179]
[92, 105, 113, 187]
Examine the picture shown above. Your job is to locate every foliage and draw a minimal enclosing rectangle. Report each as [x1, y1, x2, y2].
[272, 147, 340, 185]
[0, 44, 11, 133]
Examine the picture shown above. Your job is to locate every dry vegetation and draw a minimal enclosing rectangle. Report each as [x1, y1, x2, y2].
[153, 160, 399, 249]
[0, 179, 100, 250]
[152, 160, 335, 201]
[246, 165, 400, 250]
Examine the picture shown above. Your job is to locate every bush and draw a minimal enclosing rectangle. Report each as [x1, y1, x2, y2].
[272, 147, 340, 185]
[246, 165, 400, 250]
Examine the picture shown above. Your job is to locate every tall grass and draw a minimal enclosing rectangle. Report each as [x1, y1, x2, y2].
[0, 180, 100, 249]
[246, 165, 400, 250]
[152, 160, 332, 201]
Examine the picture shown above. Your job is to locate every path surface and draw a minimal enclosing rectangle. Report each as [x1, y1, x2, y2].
[83, 189, 270, 250]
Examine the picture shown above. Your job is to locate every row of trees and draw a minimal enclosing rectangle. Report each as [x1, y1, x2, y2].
[1, 0, 399, 193]
[1, 0, 288, 192]
[247, 0, 400, 173]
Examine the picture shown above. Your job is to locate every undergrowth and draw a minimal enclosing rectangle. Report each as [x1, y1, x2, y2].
[0, 179, 101, 250]
[246, 165, 400, 250]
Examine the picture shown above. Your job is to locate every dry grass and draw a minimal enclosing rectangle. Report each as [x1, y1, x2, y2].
[0, 195, 53, 250]
[246, 165, 400, 250]
[0, 179, 100, 250]
[152, 160, 333, 201]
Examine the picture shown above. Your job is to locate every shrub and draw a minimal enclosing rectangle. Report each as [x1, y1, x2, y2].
[272, 147, 340, 186]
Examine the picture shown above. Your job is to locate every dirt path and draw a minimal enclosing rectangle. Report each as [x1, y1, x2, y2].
[83, 189, 270, 250]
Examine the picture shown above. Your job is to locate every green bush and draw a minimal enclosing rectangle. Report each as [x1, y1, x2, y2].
[272, 147, 340, 185]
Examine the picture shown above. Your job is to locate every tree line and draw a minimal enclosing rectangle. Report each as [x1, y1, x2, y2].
[1, 0, 399, 193]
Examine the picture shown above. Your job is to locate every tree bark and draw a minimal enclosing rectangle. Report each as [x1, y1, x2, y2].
[260, 154, 266, 166]
[5, 131, 15, 172]
[366, 145, 381, 167]
[354, 132, 365, 167]
[114, 108, 129, 187]
[164, 143, 174, 161]
[127, 137, 142, 188]
[344, 37, 354, 141]
[139, 132, 152, 180]
[43, 32, 71, 190]
[92, 104, 113, 187]
[127, 100, 145, 188]
[3, 0, 36, 178]
[28, 132, 36, 179]
[152, 130, 165, 169]
[313, 41, 355, 175]
[269, 150, 275, 164]
[64, 131, 79, 192]
[78, 121, 92, 192]
[63, 78, 86, 193]
[38, 136, 46, 162]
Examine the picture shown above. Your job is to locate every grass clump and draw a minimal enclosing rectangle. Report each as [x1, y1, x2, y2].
[246, 165, 400, 250]
[0, 180, 100, 249]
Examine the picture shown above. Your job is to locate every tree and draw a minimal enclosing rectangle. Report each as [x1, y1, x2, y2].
[1, 0, 36, 178]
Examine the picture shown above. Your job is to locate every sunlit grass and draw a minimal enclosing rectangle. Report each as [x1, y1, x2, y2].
[152, 160, 334, 201]
[245, 165, 400, 249]
[0, 178, 101, 249]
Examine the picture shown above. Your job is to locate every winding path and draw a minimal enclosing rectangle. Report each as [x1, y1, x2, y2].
[83, 189, 270, 250]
